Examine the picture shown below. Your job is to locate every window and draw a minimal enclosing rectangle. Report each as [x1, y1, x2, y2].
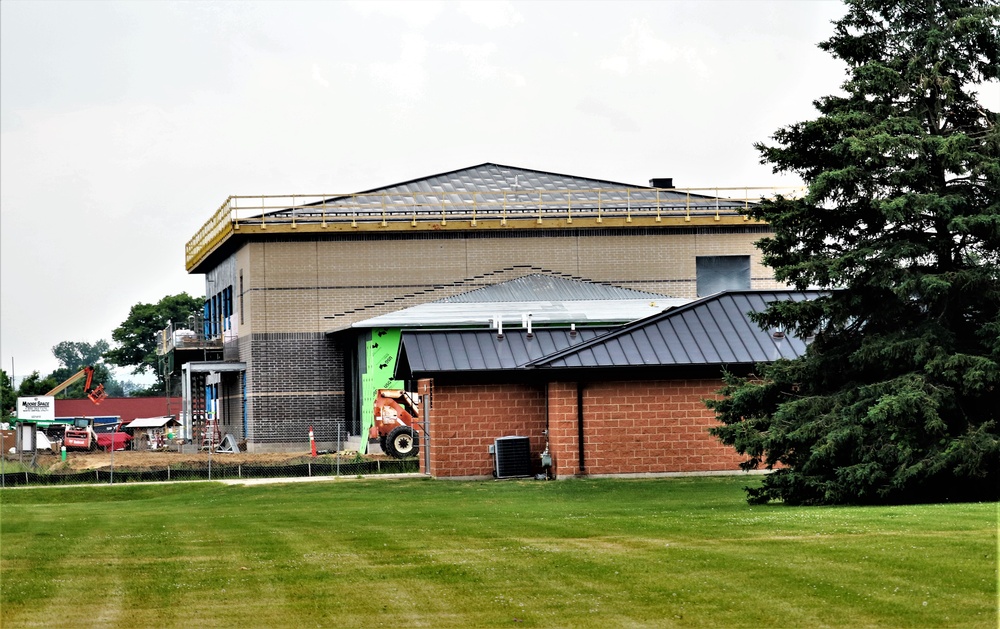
[223, 286, 233, 331]
[205, 284, 235, 337]
[696, 255, 751, 297]
[239, 271, 244, 325]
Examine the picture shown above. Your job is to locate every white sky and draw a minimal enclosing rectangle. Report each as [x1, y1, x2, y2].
[0, 0, 864, 380]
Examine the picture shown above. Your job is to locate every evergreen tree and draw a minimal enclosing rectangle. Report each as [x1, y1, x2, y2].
[710, 0, 999, 504]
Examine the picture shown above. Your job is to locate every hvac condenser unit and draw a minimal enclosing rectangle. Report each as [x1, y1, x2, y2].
[493, 436, 532, 479]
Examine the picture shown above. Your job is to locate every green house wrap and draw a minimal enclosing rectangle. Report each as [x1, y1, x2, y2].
[360, 328, 404, 453]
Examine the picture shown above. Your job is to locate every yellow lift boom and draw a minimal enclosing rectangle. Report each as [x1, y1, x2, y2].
[45, 366, 108, 405]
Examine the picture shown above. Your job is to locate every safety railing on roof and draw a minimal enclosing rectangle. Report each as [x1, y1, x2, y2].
[156, 319, 222, 356]
[186, 186, 805, 271]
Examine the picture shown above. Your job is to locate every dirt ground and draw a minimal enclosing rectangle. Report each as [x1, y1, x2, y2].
[13, 449, 384, 471]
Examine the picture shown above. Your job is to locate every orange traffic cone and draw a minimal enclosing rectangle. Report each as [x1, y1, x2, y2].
[309, 425, 317, 457]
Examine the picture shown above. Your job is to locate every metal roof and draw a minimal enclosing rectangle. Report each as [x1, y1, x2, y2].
[529, 290, 827, 369]
[399, 327, 613, 376]
[353, 300, 684, 329]
[395, 291, 825, 377]
[351, 274, 687, 329]
[438, 274, 668, 303]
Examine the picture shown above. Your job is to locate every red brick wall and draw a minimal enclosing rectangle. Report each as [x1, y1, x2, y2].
[419, 380, 547, 478]
[579, 379, 746, 475]
[420, 378, 746, 479]
[546, 382, 579, 477]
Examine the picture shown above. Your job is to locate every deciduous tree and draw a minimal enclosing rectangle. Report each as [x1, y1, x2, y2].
[105, 293, 203, 393]
[51, 340, 110, 371]
[710, 0, 999, 504]
[1, 370, 16, 421]
[47, 339, 119, 398]
[15, 371, 58, 398]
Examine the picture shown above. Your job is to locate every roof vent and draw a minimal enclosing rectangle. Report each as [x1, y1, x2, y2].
[649, 178, 674, 189]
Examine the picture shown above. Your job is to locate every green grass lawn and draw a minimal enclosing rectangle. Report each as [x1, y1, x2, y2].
[1, 476, 996, 628]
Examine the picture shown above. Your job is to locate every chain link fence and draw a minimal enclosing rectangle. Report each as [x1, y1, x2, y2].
[0, 427, 419, 488]
[0, 456, 419, 487]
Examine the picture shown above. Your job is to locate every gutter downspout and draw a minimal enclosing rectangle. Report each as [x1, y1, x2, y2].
[577, 383, 586, 475]
[421, 381, 432, 476]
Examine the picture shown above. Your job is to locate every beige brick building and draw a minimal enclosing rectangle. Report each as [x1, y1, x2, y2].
[180, 163, 782, 452]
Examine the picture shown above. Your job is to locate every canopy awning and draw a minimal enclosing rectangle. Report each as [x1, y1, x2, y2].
[126, 416, 179, 429]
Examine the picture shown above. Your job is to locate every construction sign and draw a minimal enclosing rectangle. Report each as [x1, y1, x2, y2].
[16, 396, 54, 421]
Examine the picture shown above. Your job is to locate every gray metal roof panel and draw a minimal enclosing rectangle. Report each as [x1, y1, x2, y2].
[445, 334, 469, 370]
[705, 299, 747, 362]
[398, 290, 825, 375]
[530, 290, 826, 369]
[475, 334, 503, 371]
[400, 327, 613, 374]
[680, 309, 719, 363]
[735, 293, 781, 358]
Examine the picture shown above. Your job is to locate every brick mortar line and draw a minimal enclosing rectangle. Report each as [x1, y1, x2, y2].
[247, 391, 345, 398]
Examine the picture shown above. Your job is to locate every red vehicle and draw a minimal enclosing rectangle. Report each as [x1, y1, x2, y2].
[96, 430, 131, 451]
[370, 389, 420, 458]
[44, 366, 108, 450]
[61, 418, 131, 451]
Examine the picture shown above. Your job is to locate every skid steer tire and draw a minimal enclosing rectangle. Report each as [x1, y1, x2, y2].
[385, 426, 418, 459]
[378, 435, 388, 454]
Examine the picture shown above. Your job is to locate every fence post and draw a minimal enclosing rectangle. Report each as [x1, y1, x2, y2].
[110, 423, 118, 485]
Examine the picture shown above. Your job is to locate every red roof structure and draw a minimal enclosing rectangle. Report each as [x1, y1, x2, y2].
[55, 397, 182, 424]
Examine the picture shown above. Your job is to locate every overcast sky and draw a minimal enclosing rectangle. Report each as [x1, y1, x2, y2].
[0, 0, 973, 383]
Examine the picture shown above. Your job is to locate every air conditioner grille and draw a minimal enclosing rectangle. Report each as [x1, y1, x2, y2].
[494, 436, 532, 478]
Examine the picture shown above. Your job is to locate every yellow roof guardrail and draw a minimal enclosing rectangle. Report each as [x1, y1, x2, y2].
[185, 186, 805, 272]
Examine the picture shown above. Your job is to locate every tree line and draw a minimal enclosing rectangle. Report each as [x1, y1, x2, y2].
[2, 293, 203, 420]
